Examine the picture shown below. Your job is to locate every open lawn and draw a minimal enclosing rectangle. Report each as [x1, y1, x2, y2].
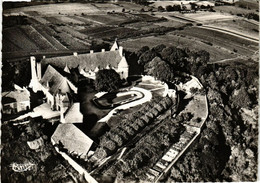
[121, 33, 236, 62]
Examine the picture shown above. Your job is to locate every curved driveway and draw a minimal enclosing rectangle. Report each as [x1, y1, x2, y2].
[98, 87, 152, 123]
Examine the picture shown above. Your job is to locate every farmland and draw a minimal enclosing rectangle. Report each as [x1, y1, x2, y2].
[4, 1, 258, 64]
[206, 19, 259, 39]
[121, 33, 237, 62]
[173, 27, 258, 57]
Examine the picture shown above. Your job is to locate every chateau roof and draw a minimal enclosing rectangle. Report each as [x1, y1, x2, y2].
[41, 50, 123, 72]
[40, 65, 73, 95]
[52, 124, 93, 155]
[64, 102, 83, 123]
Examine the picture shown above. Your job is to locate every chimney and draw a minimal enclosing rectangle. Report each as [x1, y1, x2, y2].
[36, 62, 42, 80]
[30, 56, 37, 81]
[119, 46, 123, 57]
[90, 50, 94, 54]
[73, 52, 78, 56]
[101, 49, 105, 52]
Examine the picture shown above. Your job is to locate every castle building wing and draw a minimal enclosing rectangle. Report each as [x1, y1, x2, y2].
[41, 50, 123, 72]
[40, 65, 76, 95]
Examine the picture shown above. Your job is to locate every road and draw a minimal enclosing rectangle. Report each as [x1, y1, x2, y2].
[154, 12, 259, 43]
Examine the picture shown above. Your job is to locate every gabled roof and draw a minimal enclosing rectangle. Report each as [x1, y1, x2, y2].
[51, 124, 93, 155]
[110, 40, 119, 51]
[64, 102, 83, 123]
[41, 50, 123, 72]
[40, 65, 73, 95]
[64, 64, 70, 74]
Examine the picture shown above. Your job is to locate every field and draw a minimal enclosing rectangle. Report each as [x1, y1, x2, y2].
[182, 12, 235, 22]
[173, 27, 258, 57]
[121, 33, 237, 62]
[214, 5, 258, 15]
[3, 1, 258, 63]
[206, 19, 259, 39]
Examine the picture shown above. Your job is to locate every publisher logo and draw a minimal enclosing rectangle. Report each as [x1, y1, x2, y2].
[10, 162, 37, 172]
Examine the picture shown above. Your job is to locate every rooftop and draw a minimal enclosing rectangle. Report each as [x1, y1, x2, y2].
[52, 124, 93, 155]
[41, 50, 123, 72]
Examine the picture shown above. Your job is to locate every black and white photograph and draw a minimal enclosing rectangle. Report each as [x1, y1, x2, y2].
[1, 0, 259, 182]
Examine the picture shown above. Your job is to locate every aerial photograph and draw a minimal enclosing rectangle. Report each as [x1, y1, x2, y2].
[1, 0, 259, 182]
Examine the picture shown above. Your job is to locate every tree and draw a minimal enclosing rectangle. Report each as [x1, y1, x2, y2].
[231, 86, 252, 109]
[166, 5, 174, 12]
[95, 69, 122, 92]
[138, 50, 157, 65]
[145, 57, 174, 82]
[158, 6, 165, 12]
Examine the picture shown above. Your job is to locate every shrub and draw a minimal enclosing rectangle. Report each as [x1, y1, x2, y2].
[140, 115, 150, 124]
[124, 125, 135, 136]
[103, 140, 117, 151]
[151, 108, 159, 116]
[94, 147, 107, 160]
[135, 119, 145, 128]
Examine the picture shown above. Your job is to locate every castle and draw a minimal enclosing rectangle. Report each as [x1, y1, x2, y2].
[29, 41, 129, 123]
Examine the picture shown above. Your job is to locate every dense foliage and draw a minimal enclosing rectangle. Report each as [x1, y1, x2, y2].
[95, 69, 122, 92]
[90, 96, 174, 164]
[132, 44, 258, 182]
[1, 119, 85, 183]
